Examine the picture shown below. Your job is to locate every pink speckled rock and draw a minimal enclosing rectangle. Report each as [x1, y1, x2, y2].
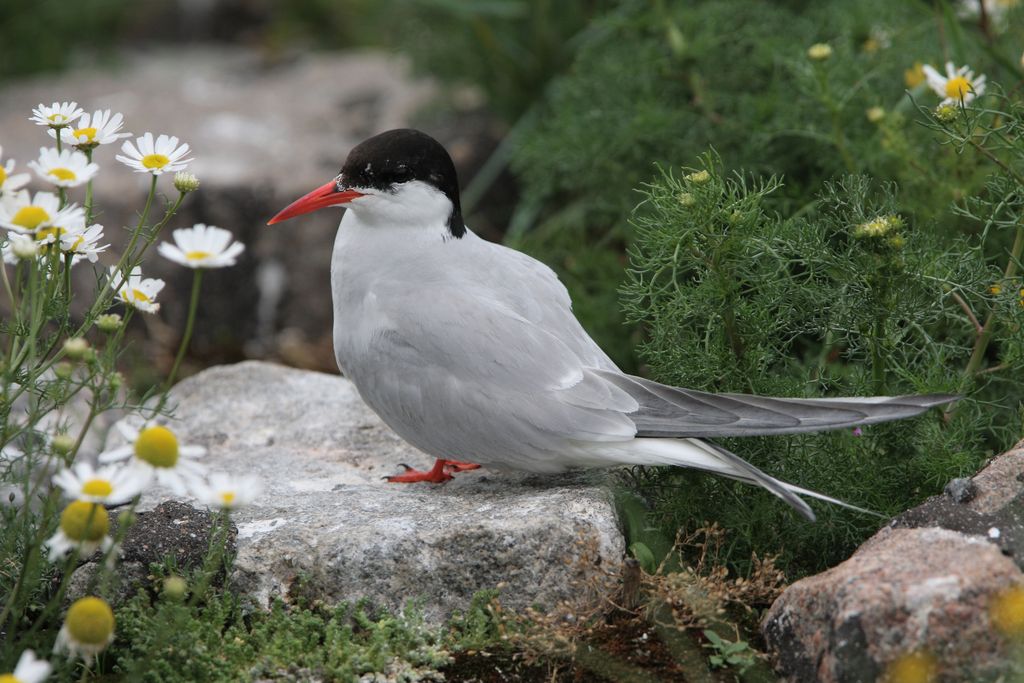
[763, 525, 1024, 682]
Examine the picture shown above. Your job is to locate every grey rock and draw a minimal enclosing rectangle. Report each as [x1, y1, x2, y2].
[129, 361, 624, 624]
[67, 500, 233, 605]
[943, 476, 976, 504]
[763, 526, 1024, 682]
[763, 439, 1024, 682]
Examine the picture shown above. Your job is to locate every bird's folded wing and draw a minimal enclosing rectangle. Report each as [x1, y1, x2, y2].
[595, 371, 957, 437]
[353, 288, 641, 466]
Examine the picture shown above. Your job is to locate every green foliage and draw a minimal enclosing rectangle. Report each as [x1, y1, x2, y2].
[619, 147, 1022, 576]
[701, 629, 759, 674]
[112, 590, 453, 682]
[0, 0, 127, 81]
[498, 0, 1024, 367]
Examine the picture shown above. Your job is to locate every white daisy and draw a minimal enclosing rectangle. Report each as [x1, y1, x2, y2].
[28, 147, 99, 188]
[60, 223, 109, 263]
[116, 132, 192, 176]
[0, 146, 31, 196]
[50, 109, 131, 149]
[52, 461, 148, 505]
[108, 266, 165, 314]
[44, 500, 113, 562]
[2, 234, 40, 264]
[158, 224, 245, 269]
[98, 421, 206, 496]
[4, 649, 52, 683]
[194, 472, 262, 510]
[55, 596, 115, 660]
[30, 101, 84, 128]
[0, 190, 61, 234]
[923, 61, 987, 105]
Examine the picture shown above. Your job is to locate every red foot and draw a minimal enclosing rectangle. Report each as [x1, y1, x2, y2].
[385, 459, 481, 483]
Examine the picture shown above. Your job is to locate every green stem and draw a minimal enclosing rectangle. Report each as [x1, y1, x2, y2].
[871, 313, 886, 394]
[165, 269, 203, 391]
[84, 148, 94, 224]
[947, 223, 1024, 416]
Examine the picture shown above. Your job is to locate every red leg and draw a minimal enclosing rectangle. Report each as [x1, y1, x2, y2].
[443, 460, 481, 473]
[385, 459, 481, 483]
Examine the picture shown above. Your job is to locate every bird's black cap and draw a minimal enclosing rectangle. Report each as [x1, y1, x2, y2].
[339, 129, 465, 238]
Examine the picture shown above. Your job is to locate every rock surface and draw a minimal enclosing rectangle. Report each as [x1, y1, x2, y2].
[126, 360, 624, 624]
[763, 439, 1024, 682]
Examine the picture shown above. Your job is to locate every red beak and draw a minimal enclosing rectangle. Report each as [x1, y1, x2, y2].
[267, 180, 365, 225]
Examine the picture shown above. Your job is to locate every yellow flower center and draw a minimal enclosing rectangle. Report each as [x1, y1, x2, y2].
[48, 167, 77, 181]
[11, 206, 50, 230]
[185, 250, 212, 261]
[130, 288, 151, 304]
[35, 226, 64, 243]
[945, 76, 971, 100]
[0, 167, 7, 186]
[141, 153, 170, 169]
[47, 113, 67, 123]
[70, 235, 86, 252]
[82, 478, 114, 497]
[991, 586, 1024, 635]
[135, 426, 179, 468]
[220, 491, 236, 506]
[60, 501, 110, 542]
[73, 126, 98, 141]
[66, 597, 115, 646]
[0, 674, 21, 683]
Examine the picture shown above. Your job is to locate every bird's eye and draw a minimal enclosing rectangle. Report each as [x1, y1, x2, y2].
[392, 167, 413, 183]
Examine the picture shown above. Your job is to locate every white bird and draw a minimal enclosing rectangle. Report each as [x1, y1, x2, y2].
[268, 129, 955, 521]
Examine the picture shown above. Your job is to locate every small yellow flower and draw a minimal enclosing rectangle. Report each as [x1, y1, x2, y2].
[57, 596, 115, 659]
[855, 215, 902, 238]
[882, 651, 937, 683]
[904, 62, 925, 88]
[990, 283, 1003, 295]
[991, 585, 1024, 636]
[807, 43, 833, 61]
[685, 170, 711, 184]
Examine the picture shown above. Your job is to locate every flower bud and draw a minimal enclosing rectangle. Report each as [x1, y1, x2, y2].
[807, 43, 833, 61]
[54, 362, 74, 380]
[96, 313, 122, 333]
[934, 103, 959, 123]
[173, 171, 200, 194]
[51, 434, 76, 455]
[686, 170, 711, 184]
[866, 106, 885, 123]
[63, 337, 90, 360]
[162, 576, 188, 601]
[677, 192, 696, 207]
[10, 235, 39, 260]
[108, 372, 124, 392]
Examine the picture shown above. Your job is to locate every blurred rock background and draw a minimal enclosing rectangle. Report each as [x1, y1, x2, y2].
[0, 0, 563, 384]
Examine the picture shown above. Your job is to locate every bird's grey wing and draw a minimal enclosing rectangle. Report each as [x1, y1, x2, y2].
[478, 240, 620, 371]
[348, 286, 638, 468]
[596, 371, 957, 438]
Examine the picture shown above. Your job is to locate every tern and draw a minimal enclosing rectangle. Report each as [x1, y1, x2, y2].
[268, 128, 955, 521]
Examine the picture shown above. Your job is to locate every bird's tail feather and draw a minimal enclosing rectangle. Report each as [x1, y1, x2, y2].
[618, 437, 880, 521]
